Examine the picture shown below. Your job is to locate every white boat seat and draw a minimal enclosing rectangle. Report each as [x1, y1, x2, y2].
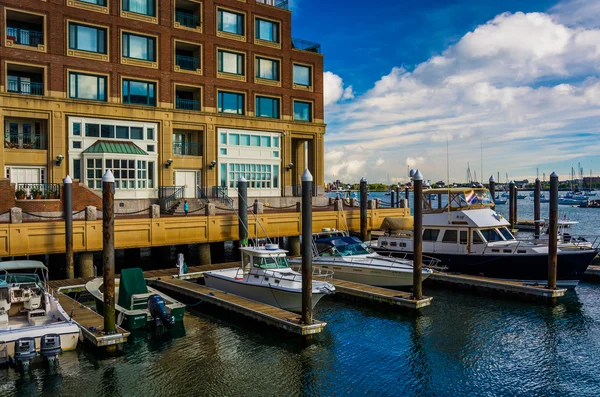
[28, 308, 47, 326]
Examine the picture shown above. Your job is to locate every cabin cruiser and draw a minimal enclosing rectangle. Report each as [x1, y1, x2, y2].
[0, 261, 80, 371]
[289, 232, 434, 287]
[203, 244, 335, 313]
[373, 188, 598, 288]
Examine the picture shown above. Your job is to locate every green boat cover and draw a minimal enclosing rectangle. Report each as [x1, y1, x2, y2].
[118, 268, 149, 310]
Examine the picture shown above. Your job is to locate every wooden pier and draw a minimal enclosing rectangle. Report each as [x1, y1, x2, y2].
[426, 272, 566, 298]
[147, 278, 326, 335]
[54, 291, 130, 347]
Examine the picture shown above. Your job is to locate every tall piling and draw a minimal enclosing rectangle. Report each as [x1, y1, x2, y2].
[548, 172, 558, 289]
[534, 178, 541, 238]
[513, 183, 518, 225]
[390, 190, 395, 209]
[301, 169, 313, 325]
[412, 170, 423, 300]
[64, 175, 74, 279]
[489, 175, 496, 208]
[396, 185, 401, 208]
[360, 177, 368, 242]
[509, 180, 515, 229]
[102, 170, 116, 336]
[238, 177, 248, 247]
[405, 186, 410, 209]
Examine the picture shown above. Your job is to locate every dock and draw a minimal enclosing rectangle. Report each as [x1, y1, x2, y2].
[426, 272, 566, 298]
[584, 265, 600, 282]
[147, 278, 326, 335]
[54, 290, 130, 347]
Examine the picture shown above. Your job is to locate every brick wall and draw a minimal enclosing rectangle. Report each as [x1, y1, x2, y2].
[72, 180, 103, 210]
[8, 179, 101, 214]
[0, 0, 324, 119]
[0, 179, 16, 213]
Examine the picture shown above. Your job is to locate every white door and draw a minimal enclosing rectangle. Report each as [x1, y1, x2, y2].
[10, 167, 41, 185]
[175, 171, 197, 198]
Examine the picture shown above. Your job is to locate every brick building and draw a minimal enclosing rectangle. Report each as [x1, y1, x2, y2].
[0, 0, 325, 209]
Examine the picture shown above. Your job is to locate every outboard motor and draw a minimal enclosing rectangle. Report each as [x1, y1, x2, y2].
[40, 334, 61, 367]
[13, 337, 36, 373]
[147, 294, 175, 328]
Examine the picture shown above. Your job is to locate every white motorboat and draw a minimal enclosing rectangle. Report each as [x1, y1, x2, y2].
[0, 261, 80, 371]
[203, 244, 335, 313]
[289, 233, 434, 287]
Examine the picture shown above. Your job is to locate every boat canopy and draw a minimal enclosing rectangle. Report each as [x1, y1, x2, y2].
[422, 188, 494, 213]
[0, 260, 48, 272]
[380, 217, 413, 233]
[239, 245, 288, 257]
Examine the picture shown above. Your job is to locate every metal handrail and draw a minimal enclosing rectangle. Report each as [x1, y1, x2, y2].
[4, 133, 47, 149]
[16, 183, 60, 199]
[175, 54, 200, 70]
[175, 97, 200, 111]
[6, 27, 43, 47]
[159, 186, 185, 212]
[235, 266, 334, 284]
[173, 141, 202, 156]
[7, 79, 43, 95]
[212, 186, 234, 207]
[256, 0, 289, 10]
[291, 38, 321, 53]
[176, 10, 200, 28]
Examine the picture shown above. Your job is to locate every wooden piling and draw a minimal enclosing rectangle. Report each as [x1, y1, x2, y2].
[238, 177, 248, 246]
[509, 180, 515, 229]
[396, 185, 400, 208]
[534, 178, 541, 238]
[360, 177, 368, 242]
[548, 172, 558, 289]
[412, 170, 423, 300]
[390, 190, 395, 209]
[489, 175, 495, 209]
[301, 169, 313, 325]
[64, 175, 74, 279]
[513, 183, 518, 225]
[102, 170, 116, 336]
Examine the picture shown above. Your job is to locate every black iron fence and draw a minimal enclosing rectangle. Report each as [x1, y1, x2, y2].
[16, 183, 60, 200]
[292, 38, 321, 53]
[172, 141, 202, 156]
[256, 0, 289, 10]
[4, 133, 47, 149]
[159, 186, 185, 212]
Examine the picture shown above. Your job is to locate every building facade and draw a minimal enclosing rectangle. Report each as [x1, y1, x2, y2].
[0, 0, 325, 205]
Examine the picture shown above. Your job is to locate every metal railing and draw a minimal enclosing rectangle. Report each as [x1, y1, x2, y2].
[292, 184, 317, 197]
[176, 54, 200, 71]
[172, 141, 202, 156]
[175, 96, 200, 111]
[292, 38, 321, 53]
[197, 186, 209, 203]
[7, 79, 44, 95]
[256, 0, 289, 10]
[159, 186, 185, 213]
[176, 11, 200, 28]
[211, 186, 234, 207]
[16, 183, 60, 200]
[4, 133, 47, 149]
[236, 266, 334, 285]
[6, 27, 43, 47]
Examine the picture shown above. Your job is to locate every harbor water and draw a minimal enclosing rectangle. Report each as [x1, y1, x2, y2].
[2, 192, 600, 396]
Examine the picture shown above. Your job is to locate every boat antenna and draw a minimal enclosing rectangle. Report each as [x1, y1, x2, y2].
[447, 132, 451, 224]
[480, 137, 483, 187]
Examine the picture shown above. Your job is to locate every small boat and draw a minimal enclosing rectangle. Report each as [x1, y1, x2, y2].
[86, 268, 186, 330]
[494, 196, 507, 205]
[580, 199, 600, 208]
[516, 194, 527, 199]
[501, 192, 509, 198]
[0, 261, 80, 371]
[558, 198, 587, 206]
[203, 244, 335, 313]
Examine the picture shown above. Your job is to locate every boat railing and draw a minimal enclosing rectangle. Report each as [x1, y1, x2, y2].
[516, 235, 600, 250]
[316, 252, 442, 271]
[238, 267, 334, 283]
[375, 251, 445, 270]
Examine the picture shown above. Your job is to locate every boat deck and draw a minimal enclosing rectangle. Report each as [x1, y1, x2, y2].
[55, 292, 130, 347]
[427, 272, 566, 298]
[147, 277, 326, 335]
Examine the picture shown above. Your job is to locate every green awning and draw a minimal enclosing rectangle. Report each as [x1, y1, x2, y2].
[83, 140, 148, 155]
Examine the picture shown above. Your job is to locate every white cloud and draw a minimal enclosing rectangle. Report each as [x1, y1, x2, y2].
[550, 0, 600, 28]
[323, 71, 355, 107]
[324, 7, 600, 183]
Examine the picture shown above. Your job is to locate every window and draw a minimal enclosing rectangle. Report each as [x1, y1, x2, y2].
[422, 229, 440, 242]
[147, 144, 155, 152]
[85, 124, 100, 137]
[116, 126, 129, 139]
[241, 134, 250, 146]
[273, 165, 279, 188]
[499, 227, 515, 240]
[147, 128, 154, 140]
[293, 64, 311, 87]
[122, 79, 156, 106]
[250, 135, 260, 146]
[256, 57, 279, 81]
[473, 231, 484, 244]
[69, 72, 107, 101]
[256, 96, 279, 119]
[218, 91, 244, 115]
[255, 18, 279, 43]
[86, 158, 104, 189]
[218, 9, 244, 35]
[122, 32, 156, 61]
[442, 230, 457, 243]
[220, 148, 227, 155]
[218, 50, 244, 75]
[273, 136, 279, 147]
[228, 163, 272, 189]
[101, 125, 114, 138]
[130, 127, 143, 139]
[293, 101, 312, 122]
[220, 133, 227, 144]
[73, 159, 81, 180]
[68, 23, 106, 54]
[229, 133, 239, 145]
[480, 229, 503, 242]
[460, 230, 468, 245]
[73, 141, 82, 149]
[79, 0, 107, 5]
[122, 0, 156, 17]
[260, 136, 271, 147]
[73, 123, 81, 136]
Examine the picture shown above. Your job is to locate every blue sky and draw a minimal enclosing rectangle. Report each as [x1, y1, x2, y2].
[290, 0, 600, 184]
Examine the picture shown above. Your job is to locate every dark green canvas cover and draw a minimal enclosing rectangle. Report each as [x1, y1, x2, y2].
[118, 268, 149, 310]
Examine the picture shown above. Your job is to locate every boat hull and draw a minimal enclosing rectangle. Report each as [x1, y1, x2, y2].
[373, 248, 597, 288]
[203, 273, 327, 313]
[94, 300, 186, 330]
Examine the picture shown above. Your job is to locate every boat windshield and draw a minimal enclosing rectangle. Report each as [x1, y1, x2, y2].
[318, 237, 372, 256]
[479, 229, 504, 242]
[254, 255, 290, 270]
[463, 190, 494, 205]
[499, 227, 515, 240]
[0, 272, 43, 287]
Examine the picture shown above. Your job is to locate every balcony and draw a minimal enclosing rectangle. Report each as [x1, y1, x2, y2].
[7, 64, 45, 96]
[6, 10, 45, 50]
[176, 97, 200, 111]
[176, 54, 200, 71]
[292, 38, 321, 53]
[4, 118, 48, 150]
[175, 85, 201, 111]
[175, 0, 201, 30]
[257, 0, 289, 10]
[173, 142, 202, 156]
[8, 78, 43, 95]
[4, 133, 47, 149]
[176, 11, 200, 28]
[174, 40, 201, 74]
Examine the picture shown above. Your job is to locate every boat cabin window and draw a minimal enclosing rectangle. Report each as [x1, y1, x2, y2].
[423, 229, 440, 242]
[499, 227, 515, 240]
[253, 255, 289, 269]
[472, 231, 485, 244]
[390, 241, 397, 247]
[479, 229, 503, 242]
[0, 272, 42, 288]
[316, 237, 372, 256]
[459, 230, 467, 245]
[442, 230, 457, 243]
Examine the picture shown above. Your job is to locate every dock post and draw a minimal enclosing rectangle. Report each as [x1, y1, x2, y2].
[513, 183, 518, 225]
[102, 170, 116, 336]
[396, 185, 400, 208]
[405, 186, 410, 208]
[548, 172, 558, 289]
[412, 170, 423, 300]
[301, 169, 313, 325]
[489, 175, 496, 209]
[509, 180, 515, 229]
[390, 190, 395, 209]
[360, 177, 369, 242]
[64, 175, 74, 279]
[238, 177, 248, 247]
[534, 178, 541, 238]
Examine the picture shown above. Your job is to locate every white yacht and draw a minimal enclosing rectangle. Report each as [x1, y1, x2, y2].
[0, 261, 80, 371]
[203, 244, 335, 313]
[373, 188, 598, 288]
[289, 233, 434, 287]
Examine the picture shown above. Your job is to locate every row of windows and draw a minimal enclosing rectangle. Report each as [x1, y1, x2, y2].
[217, 91, 312, 121]
[65, 21, 312, 87]
[72, 122, 155, 141]
[78, 157, 155, 190]
[219, 163, 280, 190]
[220, 132, 280, 148]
